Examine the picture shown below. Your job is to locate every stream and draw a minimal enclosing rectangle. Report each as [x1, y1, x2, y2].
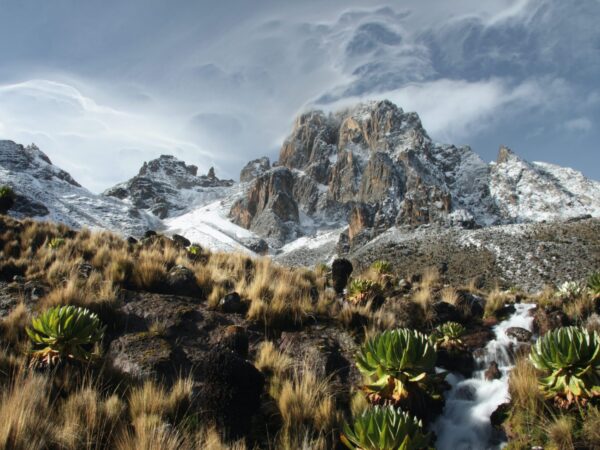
[433, 303, 537, 450]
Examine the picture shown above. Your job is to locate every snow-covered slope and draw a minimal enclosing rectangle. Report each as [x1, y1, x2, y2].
[0, 140, 160, 235]
[490, 147, 600, 222]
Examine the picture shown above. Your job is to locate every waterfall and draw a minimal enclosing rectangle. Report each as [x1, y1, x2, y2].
[433, 303, 536, 450]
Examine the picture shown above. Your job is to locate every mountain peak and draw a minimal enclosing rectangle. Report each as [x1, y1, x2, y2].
[105, 154, 234, 219]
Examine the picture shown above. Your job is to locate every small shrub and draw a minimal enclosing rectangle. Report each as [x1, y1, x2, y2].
[432, 322, 465, 350]
[0, 185, 15, 214]
[48, 237, 66, 249]
[341, 405, 432, 450]
[556, 281, 585, 299]
[26, 305, 105, 367]
[588, 272, 600, 297]
[347, 279, 381, 305]
[529, 326, 600, 407]
[371, 260, 393, 275]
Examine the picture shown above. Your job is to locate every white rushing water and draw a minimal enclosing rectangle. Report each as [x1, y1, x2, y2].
[433, 303, 537, 450]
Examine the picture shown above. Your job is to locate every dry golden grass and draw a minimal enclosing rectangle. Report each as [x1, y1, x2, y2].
[255, 341, 293, 392]
[582, 407, 600, 449]
[545, 415, 575, 450]
[484, 286, 509, 318]
[563, 293, 596, 322]
[194, 428, 247, 450]
[420, 266, 440, 290]
[440, 286, 460, 306]
[413, 287, 436, 324]
[509, 357, 543, 412]
[0, 373, 52, 450]
[0, 302, 29, 346]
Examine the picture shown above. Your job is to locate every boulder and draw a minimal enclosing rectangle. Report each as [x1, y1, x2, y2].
[506, 327, 532, 342]
[219, 292, 245, 314]
[164, 265, 201, 298]
[484, 361, 502, 381]
[171, 234, 191, 248]
[108, 333, 189, 383]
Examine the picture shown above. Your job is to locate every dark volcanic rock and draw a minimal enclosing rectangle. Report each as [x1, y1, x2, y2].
[108, 333, 189, 383]
[506, 327, 532, 342]
[219, 292, 245, 314]
[164, 265, 201, 298]
[196, 349, 264, 439]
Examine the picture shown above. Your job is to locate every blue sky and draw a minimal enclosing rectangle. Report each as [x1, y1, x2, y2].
[0, 0, 598, 191]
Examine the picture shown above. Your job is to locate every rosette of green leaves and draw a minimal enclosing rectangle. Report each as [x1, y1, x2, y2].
[26, 305, 105, 367]
[432, 322, 466, 350]
[588, 272, 600, 297]
[341, 405, 432, 450]
[530, 326, 600, 406]
[371, 260, 393, 275]
[356, 328, 438, 403]
[348, 279, 382, 304]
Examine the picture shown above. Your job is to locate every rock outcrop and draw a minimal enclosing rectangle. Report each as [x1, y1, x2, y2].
[105, 155, 233, 219]
[230, 167, 300, 246]
[240, 156, 270, 183]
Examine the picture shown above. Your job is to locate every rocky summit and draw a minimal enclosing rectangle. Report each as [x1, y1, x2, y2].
[105, 154, 233, 219]
[231, 100, 599, 250]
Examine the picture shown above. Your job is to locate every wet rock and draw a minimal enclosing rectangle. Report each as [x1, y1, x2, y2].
[171, 234, 191, 248]
[219, 292, 244, 314]
[462, 328, 495, 351]
[490, 402, 511, 428]
[331, 258, 353, 294]
[484, 361, 502, 381]
[196, 349, 264, 439]
[164, 265, 201, 298]
[506, 327, 532, 342]
[455, 384, 477, 401]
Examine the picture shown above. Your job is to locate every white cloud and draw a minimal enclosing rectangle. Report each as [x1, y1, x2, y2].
[320, 77, 559, 144]
[565, 117, 593, 132]
[0, 79, 217, 192]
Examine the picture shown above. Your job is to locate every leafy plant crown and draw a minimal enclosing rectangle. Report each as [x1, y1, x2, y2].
[588, 272, 600, 296]
[371, 260, 393, 275]
[48, 237, 66, 249]
[0, 185, 14, 198]
[556, 281, 584, 298]
[348, 279, 381, 303]
[26, 305, 105, 366]
[356, 328, 437, 390]
[529, 326, 600, 405]
[187, 244, 201, 255]
[341, 405, 431, 450]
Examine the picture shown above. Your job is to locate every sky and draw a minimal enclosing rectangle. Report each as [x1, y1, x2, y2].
[0, 0, 598, 192]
